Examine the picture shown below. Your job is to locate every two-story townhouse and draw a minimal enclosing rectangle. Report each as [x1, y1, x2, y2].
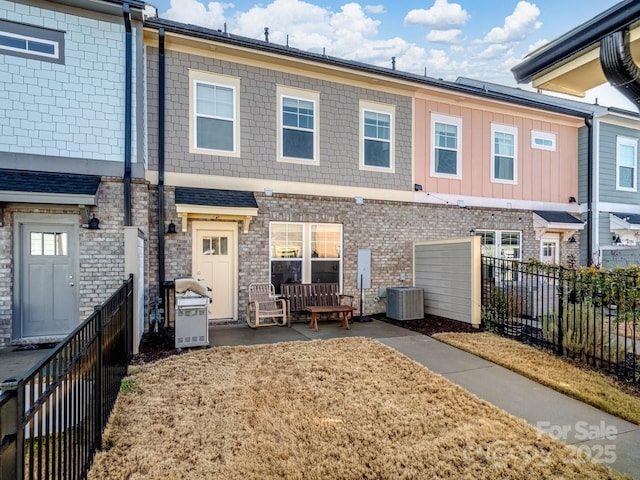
[0, 0, 152, 347]
[143, 17, 592, 325]
[512, 0, 640, 267]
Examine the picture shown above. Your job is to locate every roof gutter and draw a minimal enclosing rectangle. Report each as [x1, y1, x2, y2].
[144, 19, 592, 121]
[600, 29, 640, 106]
[512, 0, 640, 84]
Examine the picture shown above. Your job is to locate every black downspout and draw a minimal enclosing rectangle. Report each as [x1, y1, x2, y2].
[123, 4, 132, 226]
[158, 29, 166, 297]
[586, 116, 594, 266]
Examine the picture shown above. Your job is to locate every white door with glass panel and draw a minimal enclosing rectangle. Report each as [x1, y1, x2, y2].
[540, 235, 560, 264]
[193, 223, 235, 320]
[15, 215, 79, 339]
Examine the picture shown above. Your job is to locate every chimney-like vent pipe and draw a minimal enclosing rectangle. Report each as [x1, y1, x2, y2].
[264, 27, 269, 43]
[391, 57, 396, 70]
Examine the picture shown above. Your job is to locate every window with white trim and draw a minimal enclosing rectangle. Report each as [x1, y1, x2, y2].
[277, 86, 319, 164]
[189, 70, 240, 156]
[270, 222, 342, 293]
[360, 101, 394, 170]
[531, 130, 556, 151]
[0, 19, 64, 64]
[616, 136, 637, 191]
[431, 113, 462, 178]
[491, 124, 518, 183]
[478, 230, 522, 261]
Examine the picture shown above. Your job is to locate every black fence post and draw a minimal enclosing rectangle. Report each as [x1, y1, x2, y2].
[94, 304, 103, 450]
[0, 381, 20, 480]
[557, 267, 564, 356]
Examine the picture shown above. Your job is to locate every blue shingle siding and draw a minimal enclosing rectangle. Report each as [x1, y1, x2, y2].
[0, 168, 101, 195]
[174, 187, 258, 208]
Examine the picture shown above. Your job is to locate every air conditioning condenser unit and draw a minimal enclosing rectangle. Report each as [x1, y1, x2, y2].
[386, 287, 424, 321]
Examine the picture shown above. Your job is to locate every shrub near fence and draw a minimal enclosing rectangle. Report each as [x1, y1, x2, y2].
[0, 275, 133, 480]
[481, 257, 639, 386]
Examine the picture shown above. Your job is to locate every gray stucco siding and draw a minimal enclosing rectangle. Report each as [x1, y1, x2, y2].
[598, 122, 640, 204]
[147, 48, 413, 190]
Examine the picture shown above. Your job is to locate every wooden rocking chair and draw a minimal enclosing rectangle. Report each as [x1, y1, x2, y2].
[246, 283, 289, 328]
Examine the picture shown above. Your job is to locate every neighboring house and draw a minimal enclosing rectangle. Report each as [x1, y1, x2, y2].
[512, 0, 640, 267]
[142, 17, 592, 324]
[0, 0, 152, 347]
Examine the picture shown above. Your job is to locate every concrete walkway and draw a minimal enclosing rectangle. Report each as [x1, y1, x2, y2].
[2, 319, 639, 478]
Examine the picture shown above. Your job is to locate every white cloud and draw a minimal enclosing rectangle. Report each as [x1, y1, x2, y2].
[365, 4, 385, 14]
[426, 29, 462, 44]
[476, 43, 510, 60]
[404, 0, 470, 29]
[161, 0, 232, 29]
[480, 1, 541, 43]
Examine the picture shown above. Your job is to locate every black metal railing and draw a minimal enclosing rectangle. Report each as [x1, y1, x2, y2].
[481, 257, 638, 385]
[0, 275, 134, 480]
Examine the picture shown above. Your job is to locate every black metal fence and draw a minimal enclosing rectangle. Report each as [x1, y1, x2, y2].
[481, 256, 639, 385]
[0, 275, 134, 480]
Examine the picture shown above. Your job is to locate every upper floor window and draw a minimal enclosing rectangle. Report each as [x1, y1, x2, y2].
[277, 86, 320, 165]
[491, 124, 518, 184]
[616, 136, 637, 192]
[360, 101, 394, 171]
[431, 113, 462, 178]
[531, 130, 556, 151]
[189, 70, 240, 157]
[0, 19, 64, 64]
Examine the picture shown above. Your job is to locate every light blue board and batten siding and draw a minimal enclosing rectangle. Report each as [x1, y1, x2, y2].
[0, 0, 138, 163]
[598, 122, 640, 205]
[146, 48, 413, 191]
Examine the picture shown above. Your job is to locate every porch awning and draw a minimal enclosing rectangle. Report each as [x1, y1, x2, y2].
[533, 210, 585, 241]
[174, 187, 258, 233]
[0, 169, 101, 205]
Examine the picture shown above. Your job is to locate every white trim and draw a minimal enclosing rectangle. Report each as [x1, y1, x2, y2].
[490, 123, 518, 184]
[531, 130, 556, 151]
[431, 113, 462, 179]
[276, 85, 320, 165]
[615, 135, 637, 192]
[188, 69, 241, 157]
[359, 100, 395, 173]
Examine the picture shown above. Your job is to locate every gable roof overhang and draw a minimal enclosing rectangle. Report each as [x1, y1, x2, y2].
[0, 169, 101, 206]
[174, 187, 258, 233]
[512, 0, 640, 99]
[533, 210, 585, 241]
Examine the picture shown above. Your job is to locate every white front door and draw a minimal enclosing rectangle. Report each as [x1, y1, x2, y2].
[540, 234, 560, 264]
[192, 222, 236, 320]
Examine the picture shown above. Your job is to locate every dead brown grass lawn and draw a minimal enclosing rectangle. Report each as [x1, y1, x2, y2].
[89, 337, 625, 479]
[433, 332, 640, 425]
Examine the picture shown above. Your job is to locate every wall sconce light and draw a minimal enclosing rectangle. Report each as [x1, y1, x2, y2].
[414, 184, 423, 191]
[569, 196, 576, 203]
[355, 196, 364, 205]
[613, 234, 621, 244]
[569, 235, 576, 243]
[264, 188, 273, 197]
[87, 214, 100, 230]
[457, 200, 466, 208]
[469, 228, 476, 236]
[166, 221, 177, 234]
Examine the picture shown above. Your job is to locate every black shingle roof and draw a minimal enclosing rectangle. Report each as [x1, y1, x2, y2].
[534, 210, 584, 224]
[611, 212, 640, 225]
[174, 187, 258, 208]
[0, 169, 101, 195]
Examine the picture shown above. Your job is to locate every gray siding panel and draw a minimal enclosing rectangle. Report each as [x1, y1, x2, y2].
[413, 240, 480, 325]
[147, 48, 413, 190]
[599, 122, 640, 205]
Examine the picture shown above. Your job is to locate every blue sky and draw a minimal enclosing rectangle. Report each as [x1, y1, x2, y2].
[149, 0, 632, 109]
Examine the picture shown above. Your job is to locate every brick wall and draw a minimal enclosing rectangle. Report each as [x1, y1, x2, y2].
[154, 192, 570, 323]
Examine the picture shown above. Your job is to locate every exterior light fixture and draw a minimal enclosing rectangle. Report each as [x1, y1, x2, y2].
[87, 214, 100, 230]
[264, 188, 273, 197]
[414, 184, 423, 191]
[569, 235, 577, 243]
[166, 221, 177, 234]
[355, 196, 364, 205]
[469, 228, 475, 236]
